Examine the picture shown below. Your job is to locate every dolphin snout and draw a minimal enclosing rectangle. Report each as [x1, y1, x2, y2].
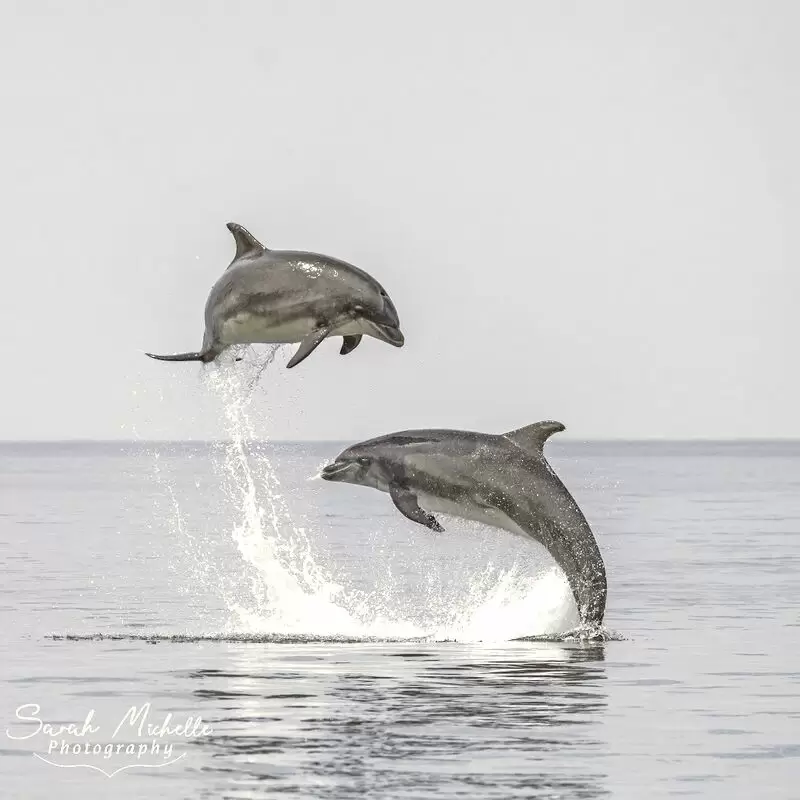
[321, 461, 351, 481]
[378, 325, 405, 347]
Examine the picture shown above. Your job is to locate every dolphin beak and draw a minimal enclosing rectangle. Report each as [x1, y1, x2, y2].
[376, 324, 405, 347]
[320, 461, 353, 481]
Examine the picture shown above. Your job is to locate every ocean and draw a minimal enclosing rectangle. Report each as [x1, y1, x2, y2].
[2, 429, 799, 797]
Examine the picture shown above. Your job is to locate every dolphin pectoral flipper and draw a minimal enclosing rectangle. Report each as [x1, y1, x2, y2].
[286, 326, 332, 369]
[340, 335, 362, 355]
[390, 486, 445, 532]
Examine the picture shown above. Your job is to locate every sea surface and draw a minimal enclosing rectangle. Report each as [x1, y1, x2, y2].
[2, 430, 799, 797]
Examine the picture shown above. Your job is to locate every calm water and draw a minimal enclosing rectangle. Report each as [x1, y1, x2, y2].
[1, 439, 799, 798]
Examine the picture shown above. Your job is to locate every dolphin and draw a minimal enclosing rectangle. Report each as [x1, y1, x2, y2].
[146, 223, 405, 368]
[321, 421, 607, 627]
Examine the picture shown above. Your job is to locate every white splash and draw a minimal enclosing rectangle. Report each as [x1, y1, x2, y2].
[199, 347, 359, 635]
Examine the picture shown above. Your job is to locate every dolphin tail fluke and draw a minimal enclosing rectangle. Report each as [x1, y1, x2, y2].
[145, 350, 209, 363]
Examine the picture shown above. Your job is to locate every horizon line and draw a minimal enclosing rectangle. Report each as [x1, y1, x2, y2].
[1, 437, 799, 445]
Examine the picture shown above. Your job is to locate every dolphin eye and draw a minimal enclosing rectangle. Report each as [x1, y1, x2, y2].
[357, 457, 370, 467]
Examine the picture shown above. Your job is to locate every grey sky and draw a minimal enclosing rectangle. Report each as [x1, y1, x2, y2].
[1, 1, 797, 440]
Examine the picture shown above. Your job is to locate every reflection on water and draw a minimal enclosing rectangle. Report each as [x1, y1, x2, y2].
[185, 643, 608, 799]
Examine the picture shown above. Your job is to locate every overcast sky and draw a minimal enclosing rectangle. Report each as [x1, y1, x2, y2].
[1, 1, 798, 440]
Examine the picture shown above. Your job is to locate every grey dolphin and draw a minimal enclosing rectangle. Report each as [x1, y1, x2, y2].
[146, 223, 405, 368]
[321, 421, 607, 627]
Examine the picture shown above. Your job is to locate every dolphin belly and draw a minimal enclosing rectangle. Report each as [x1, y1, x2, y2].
[220, 311, 316, 345]
[219, 308, 372, 347]
[416, 493, 527, 538]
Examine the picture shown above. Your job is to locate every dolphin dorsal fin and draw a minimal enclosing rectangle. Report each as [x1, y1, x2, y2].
[226, 222, 267, 263]
[504, 420, 565, 455]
